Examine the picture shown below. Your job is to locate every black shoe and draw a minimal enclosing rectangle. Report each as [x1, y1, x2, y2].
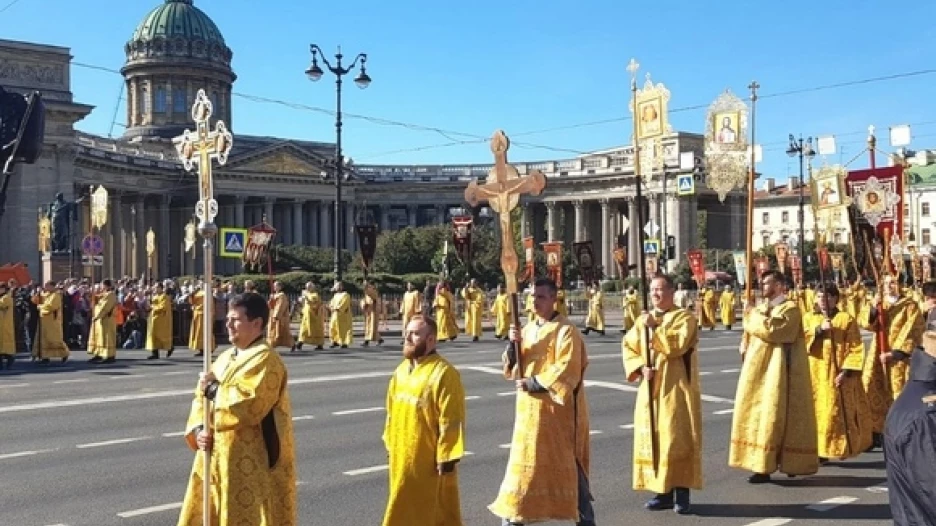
[584, 328, 591, 335]
[645, 492, 674, 510]
[362, 341, 369, 347]
[748, 473, 771, 484]
[674, 488, 691, 514]
[167, 348, 174, 358]
[599, 330, 606, 336]
[315, 345, 323, 350]
[378, 338, 384, 345]
[89, 356, 103, 363]
[472, 337, 479, 342]
[296, 342, 303, 351]
[147, 351, 159, 360]
[61, 356, 68, 364]
[101, 357, 116, 364]
[330, 343, 339, 348]
[194, 352, 204, 357]
[341, 344, 348, 349]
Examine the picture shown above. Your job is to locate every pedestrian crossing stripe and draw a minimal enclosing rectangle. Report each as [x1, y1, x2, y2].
[219, 227, 248, 258]
[677, 174, 694, 196]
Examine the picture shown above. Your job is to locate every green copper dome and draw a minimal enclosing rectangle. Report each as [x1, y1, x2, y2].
[131, 0, 225, 46]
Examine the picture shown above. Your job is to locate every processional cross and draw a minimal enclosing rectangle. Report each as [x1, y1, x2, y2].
[172, 88, 233, 526]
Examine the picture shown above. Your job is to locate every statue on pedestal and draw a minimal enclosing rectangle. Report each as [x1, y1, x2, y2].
[47, 192, 82, 253]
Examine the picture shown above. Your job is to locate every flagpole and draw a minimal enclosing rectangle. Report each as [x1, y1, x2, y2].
[745, 81, 760, 304]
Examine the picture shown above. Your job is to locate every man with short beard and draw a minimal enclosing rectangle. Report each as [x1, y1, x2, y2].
[381, 316, 466, 526]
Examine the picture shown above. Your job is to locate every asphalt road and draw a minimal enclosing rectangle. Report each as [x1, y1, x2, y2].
[0, 318, 893, 526]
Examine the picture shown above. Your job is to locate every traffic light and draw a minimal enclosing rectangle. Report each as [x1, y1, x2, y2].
[0, 86, 45, 172]
[666, 235, 676, 260]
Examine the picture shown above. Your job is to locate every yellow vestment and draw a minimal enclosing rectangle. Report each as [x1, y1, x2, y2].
[363, 285, 383, 342]
[147, 292, 174, 350]
[489, 315, 590, 523]
[524, 293, 534, 320]
[729, 298, 819, 476]
[329, 291, 353, 346]
[188, 290, 215, 352]
[492, 292, 511, 338]
[720, 291, 736, 328]
[89, 290, 117, 359]
[267, 291, 294, 349]
[0, 293, 15, 356]
[176, 340, 297, 526]
[434, 289, 459, 341]
[585, 290, 604, 332]
[555, 289, 568, 317]
[461, 285, 484, 338]
[382, 353, 466, 526]
[32, 291, 69, 360]
[399, 290, 421, 333]
[699, 289, 716, 329]
[797, 288, 817, 315]
[858, 295, 923, 432]
[802, 310, 873, 458]
[623, 292, 640, 331]
[298, 291, 324, 346]
[622, 308, 703, 493]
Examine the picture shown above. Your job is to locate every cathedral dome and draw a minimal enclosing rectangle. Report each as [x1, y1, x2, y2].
[130, 0, 226, 50]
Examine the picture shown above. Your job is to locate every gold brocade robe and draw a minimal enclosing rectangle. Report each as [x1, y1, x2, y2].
[89, 291, 117, 359]
[400, 290, 421, 332]
[147, 293, 173, 350]
[298, 291, 324, 346]
[461, 286, 484, 338]
[267, 292, 294, 349]
[729, 299, 819, 476]
[32, 291, 69, 359]
[489, 315, 590, 523]
[699, 289, 717, 329]
[524, 293, 534, 320]
[382, 353, 466, 526]
[802, 311, 873, 459]
[363, 286, 383, 342]
[329, 291, 353, 346]
[585, 290, 604, 332]
[176, 340, 297, 526]
[555, 290, 568, 317]
[623, 292, 639, 331]
[188, 290, 215, 352]
[858, 296, 923, 433]
[622, 308, 703, 493]
[797, 289, 817, 315]
[434, 290, 459, 341]
[843, 284, 865, 320]
[491, 292, 511, 338]
[720, 291, 736, 328]
[0, 294, 15, 355]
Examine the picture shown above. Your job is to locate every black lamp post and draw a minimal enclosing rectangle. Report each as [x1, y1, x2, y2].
[786, 134, 815, 259]
[306, 45, 371, 283]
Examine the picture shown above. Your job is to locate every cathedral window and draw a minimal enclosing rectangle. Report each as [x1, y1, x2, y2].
[154, 85, 167, 113]
[174, 88, 187, 113]
[140, 86, 149, 116]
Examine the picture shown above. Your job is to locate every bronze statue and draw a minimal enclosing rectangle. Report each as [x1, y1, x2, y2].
[47, 192, 82, 253]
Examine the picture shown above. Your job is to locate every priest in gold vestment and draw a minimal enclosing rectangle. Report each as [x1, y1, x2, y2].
[267, 281, 295, 351]
[89, 280, 118, 364]
[556, 288, 568, 317]
[802, 284, 872, 460]
[623, 275, 702, 514]
[32, 281, 69, 364]
[489, 278, 594, 526]
[0, 282, 15, 369]
[382, 315, 466, 526]
[729, 270, 819, 482]
[362, 280, 385, 346]
[176, 293, 297, 526]
[461, 278, 484, 341]
[492, 284, 511, 340]
[398, 282, 422, 344]
[328, 282, 353, 348]
[719, 286, 736, 330]
[297, 282, 324, 350]
[146, 282, 174, 359]
[698, 287, 717, 330]
[858, 275, 923, 446]
[433, 282, 459, 342]
[622, 288, 640, 332]
[583, 282, 605, 336]
[188, 286, 215, 356]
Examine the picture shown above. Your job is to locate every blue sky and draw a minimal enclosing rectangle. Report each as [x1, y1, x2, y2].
[4, 0, 935, 180]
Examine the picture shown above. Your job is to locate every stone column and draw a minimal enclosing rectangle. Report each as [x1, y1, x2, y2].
[436, 204, 446, 225]
[573, 200, 585, 242]
[133, 196, 146, 277]
[600, 199, 610, 280]
[159, 194, 171, 280]
[345, 203, 355, 252]
[407, 204, 418, 227]
[263, 198, 274, 224]
[628, 198, 640, 277]
[319, 201, 331, 247]
[292, 200, 304, 245]
[110, 192, 123, 279]
[520, 204, 530, 239]
[380, 204, 391, 232]
[546, 201, 557, 242]
[234, 196, 245, 228]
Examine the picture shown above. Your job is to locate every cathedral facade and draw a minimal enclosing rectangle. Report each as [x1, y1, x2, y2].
[0, 0, 746, 281]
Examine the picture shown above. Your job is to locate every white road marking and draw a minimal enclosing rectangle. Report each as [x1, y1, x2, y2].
[497, 391, 515, 396]
[806, 496, 858, 512]
[589, 430, 603, 435]
[0, 448, 56, 460]
[75, 436, 151, 449]
[465, 395, 481, 400]
[743, 520, 792, 526]
[162, 431, 186, 438]
[292, 415, 315, 421]
[332, 406, 383, 416]
[53, 378, 89, 384]
[699, 371, 714, 376]
[866, 485, 888, 493]
[700, 394, 735, 404]
[713, 409, 734, 415]
[116, 501, 182, 518]
[344, 464, 389, 476]
[620, 424, 635, 429]
[0, 382, 29, 389]
[161, 371, 189, 376]
[499, 443, 511, 449]
[720, 368, 741, 373]
[106, 374, 146, 380]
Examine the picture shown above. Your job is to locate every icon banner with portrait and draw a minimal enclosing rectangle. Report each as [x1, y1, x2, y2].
[573, 241, 596, 285]
[542, 241, 563, 286]
[811, 164, 849, 212]
[631, 74, 671, 142]
[703, 89, 750, 202]
[846, 165, 903, 237]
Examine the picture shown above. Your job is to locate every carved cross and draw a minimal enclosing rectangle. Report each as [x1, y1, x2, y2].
[464, 130, 546, 293]
[173, 89, 234, 227]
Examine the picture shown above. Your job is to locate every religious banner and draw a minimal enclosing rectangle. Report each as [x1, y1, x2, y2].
[37, 209, 51, 254]
[846, 164, 904, 275]
[732, 251, 747, 286]
[243, 221, 277, 271]
[924, 256, 932, 282]
[356, 225, 378, 272]
[703, 89, 750, 202]
[811, 165, 849, 212]
[612, 247, 627, 278]
[90, 185, 109, 230]
[789, 253, 802, 285]
[452, 216, 473, 264]
[542, 242, 563, 286]
[522, 236, 534, 283]
[909, 246, 921, 284]
[774, 242, 789, 275]
[817, 246, 830, 275]
[646, 255, 658, 276]
[687, 249, 705, 287]
[756, 256, 771, 278]
[830, 252, 844, 283]
[184, 220, 197, 254]
[573, 241, 597, 285]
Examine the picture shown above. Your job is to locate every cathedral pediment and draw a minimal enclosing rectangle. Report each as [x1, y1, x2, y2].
[228, 148, 325, 177]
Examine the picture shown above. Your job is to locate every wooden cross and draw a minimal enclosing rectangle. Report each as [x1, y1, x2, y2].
[173, 89, 233, 227]
[464, 130, 546, 294]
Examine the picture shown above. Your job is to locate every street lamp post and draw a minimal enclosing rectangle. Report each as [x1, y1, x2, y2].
[786, 135, 815, 259]
[306, 44, 371, 283]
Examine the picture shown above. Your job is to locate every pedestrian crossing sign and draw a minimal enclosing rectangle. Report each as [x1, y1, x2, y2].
[677, 174, 695, 196]
[644, 238, 659, 255]
[219, 227, 247, 258]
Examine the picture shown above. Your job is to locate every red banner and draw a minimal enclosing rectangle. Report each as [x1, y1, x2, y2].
[817, 246, 830, 275]
[243, 221, 277, 271]
[687, 249, 705, 287]
[774, 243, 789, 275]
[522, 236, 534, 283]
[846, 165, 904, 276]
[452, 216, 473, 264]
[542, 242, 563, 287]
[756, 256, 771, 276]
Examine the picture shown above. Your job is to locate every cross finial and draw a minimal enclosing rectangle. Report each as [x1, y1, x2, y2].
[868, 124, 875, 138]
[748, 80, 760, 102]
[626, 58, 640, 79]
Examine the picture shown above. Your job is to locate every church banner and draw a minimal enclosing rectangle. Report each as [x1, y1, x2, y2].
[243, 222, 277, 270]
[817, 246, 830, 275]
[452, 216, 473, 265]
[522, 236, 534, 283]
[774, 242, 789, 275]
[846, 165, 904, 275]
[356, 225, 378, 273]
[924, 256, 932, 282]
[645, 255, 658, 276]
[829, 252, 844, 283]
[788, 253, 802, 285]
[756, 256, 771, 280]
[613, 247, 627, 278]
[687, 249, 705, 287]
[732, 251, 747, 287]
[573, 241, 597, 285]
[542, 242, 563, 286]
